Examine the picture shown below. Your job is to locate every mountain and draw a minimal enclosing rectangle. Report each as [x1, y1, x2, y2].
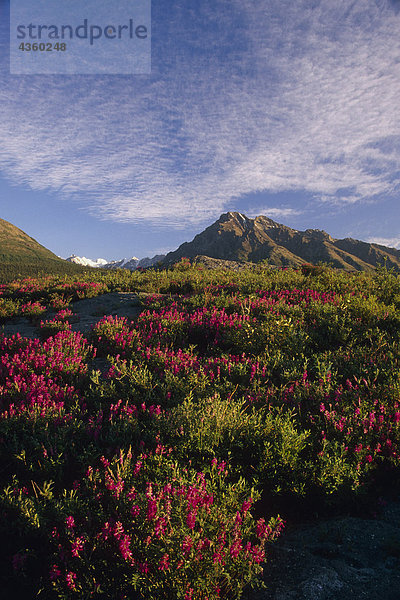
[101, 257, 140, 270]
[162, 212, 400, 272]
[0, 218, 87, 281]
[65, 254, 166, 271]
[0, 217, 62, 263]
[135, 254, 166, 269]
[65, 254, 108, 268]
[190, 255, 253, 271]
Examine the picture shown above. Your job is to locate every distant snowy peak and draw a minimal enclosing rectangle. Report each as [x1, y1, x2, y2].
[65, 254, 165, 271]
[104, 255, 165, 270]
[102, 257, 140, 270]
[65, 254, 108, 268]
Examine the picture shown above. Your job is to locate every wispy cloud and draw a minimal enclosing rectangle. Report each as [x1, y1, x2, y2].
[1, 0, 400, 225]
[247, 207, 303, 220]
[366, 237, 400, 249]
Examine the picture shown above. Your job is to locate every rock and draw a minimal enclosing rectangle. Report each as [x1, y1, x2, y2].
[249, 497, 400, 600]
[300, 568, 343, 599]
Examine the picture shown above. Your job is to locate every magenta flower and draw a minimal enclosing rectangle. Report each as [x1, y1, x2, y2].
[71, 537, 85, 558]
[119, 534, 134, 562]
[146, 499, 157, 521]
[186, 510, 197, 530]
[159, 553, 170, 571]
[130, 505, 140, 517]
[66, 571, 77, 591]
[49, 564, 61, 581]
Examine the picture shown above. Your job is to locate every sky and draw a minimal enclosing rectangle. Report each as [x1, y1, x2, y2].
[0, 0, 399, 261]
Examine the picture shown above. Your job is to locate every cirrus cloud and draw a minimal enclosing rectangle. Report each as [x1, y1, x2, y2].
[0, 0, 399, 226]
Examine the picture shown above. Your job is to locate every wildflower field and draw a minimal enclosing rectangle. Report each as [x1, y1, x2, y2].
[1, 261, 400, 599]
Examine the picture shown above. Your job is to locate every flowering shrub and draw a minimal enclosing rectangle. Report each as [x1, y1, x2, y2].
[49, 294, 72, 310]
[0, 266, 400, 598]
[0, 330, 94, 381]
[47, 450, 283, 599]
[55, 281, 109, 300]
[315, 378, 400, 491]
[0, 298, 20, 321]
[40, 319, 72, 338]
[91, 315, 139, 356]
[54, 309, 75, 321]
[20, 301, 47, 321]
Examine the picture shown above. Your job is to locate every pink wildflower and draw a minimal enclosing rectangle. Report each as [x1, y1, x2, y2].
[71, 537, 85, 558]
[66, 571, 77, 591]
[119, 534, 134, 562]
[49, 564, 61, 581]
[66, 515, 75, 529]
[130, 505, 140, 517]
[159, 553, 170, 571]
[147, 498, 157, 520]
[186, 509, 197, 530]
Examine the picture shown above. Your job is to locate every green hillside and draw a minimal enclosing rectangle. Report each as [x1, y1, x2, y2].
[0, 218, 89, 281]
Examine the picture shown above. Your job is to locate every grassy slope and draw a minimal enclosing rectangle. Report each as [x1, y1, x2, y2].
[0, 218, 89, 281]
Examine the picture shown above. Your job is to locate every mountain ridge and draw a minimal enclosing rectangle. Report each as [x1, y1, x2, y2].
[65, 254, 166, 270]
[162, 212, 400, 272]
[2, 213, 400, 276]
[0, 217, 63, 263]
[0, 217, 87, 280]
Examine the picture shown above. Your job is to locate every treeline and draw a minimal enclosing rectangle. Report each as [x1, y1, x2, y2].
[0, 259, 93, 283]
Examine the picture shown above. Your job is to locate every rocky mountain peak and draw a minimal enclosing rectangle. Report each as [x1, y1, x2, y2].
[162, 211, 400, 272]
[304, 229, 334, 242]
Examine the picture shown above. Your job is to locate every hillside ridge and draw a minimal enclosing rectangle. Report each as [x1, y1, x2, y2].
[163, 212, 400, 272]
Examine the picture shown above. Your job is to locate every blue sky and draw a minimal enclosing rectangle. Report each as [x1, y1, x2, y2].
[0, 0, 400, 261]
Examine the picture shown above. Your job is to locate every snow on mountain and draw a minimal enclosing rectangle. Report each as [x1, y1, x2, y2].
[101, 257, 140, 270]
[65, 254, 108, 267]
[64, 254, 165, 270]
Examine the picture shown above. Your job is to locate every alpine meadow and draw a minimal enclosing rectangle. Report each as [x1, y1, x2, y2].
[1, 257, 400, 598]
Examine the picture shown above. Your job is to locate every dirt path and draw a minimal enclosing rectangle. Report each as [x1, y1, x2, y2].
[0, 292, 143, 339]
[69, 291, 142, 333]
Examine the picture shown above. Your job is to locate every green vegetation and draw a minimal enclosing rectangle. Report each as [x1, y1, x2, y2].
[0, 259, 89, 283]
[0, 217, 92, 281]
[0, 261, 400, 599]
